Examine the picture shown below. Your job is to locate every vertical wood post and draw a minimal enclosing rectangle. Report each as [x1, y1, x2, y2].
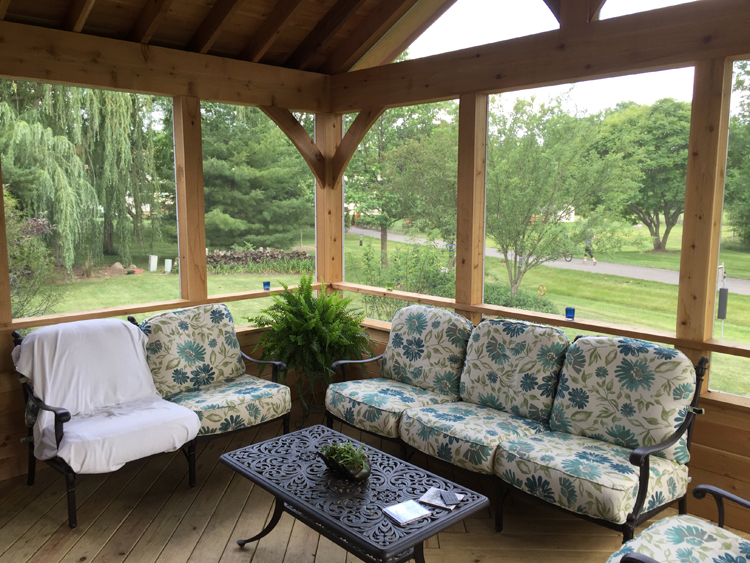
[0, 160, 12, 325]
[315, 113, 343, 289]
[559, 0, 591, 29]
[455, 93, 488, 325]
[173, 96, 208, 301]
[676, 59, 733, 376]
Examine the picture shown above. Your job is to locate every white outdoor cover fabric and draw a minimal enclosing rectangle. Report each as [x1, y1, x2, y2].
[35, 396, 200, 473]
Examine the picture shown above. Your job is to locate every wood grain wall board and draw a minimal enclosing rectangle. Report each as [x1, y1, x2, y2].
[692, 419, 750, 458]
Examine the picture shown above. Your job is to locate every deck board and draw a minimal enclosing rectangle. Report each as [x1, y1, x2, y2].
[3, 409, 750, 563]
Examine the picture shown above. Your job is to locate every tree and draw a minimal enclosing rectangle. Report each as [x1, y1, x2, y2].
[598, 98, 692, 251]
[724, 61, 750, 243]
[485, 95, 629, 296]
[201, 103, 314, 250]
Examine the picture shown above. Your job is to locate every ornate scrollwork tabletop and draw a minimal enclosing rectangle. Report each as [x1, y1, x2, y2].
[221, 425, 489, 561]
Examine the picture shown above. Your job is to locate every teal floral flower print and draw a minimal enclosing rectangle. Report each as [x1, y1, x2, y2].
[177, 320, 190, 331]
[673, 383, 694, 401]
[431, 320, 441, 329]
[595, 367, 608, 379]
[344, 407, 355, 425]
[502, 470, 523, 488]
[605, 425, 639, 449]
[538, 374, 557, 398]
[172, 369, 188, 384]
[391, 333, 404, 349]
[147, 341, 163, 355]
[487, 370, 499, 384]
[487, 336, 510, 365]
[617, 338, 650, 357]
[565, 347, 586, 374]
[525, 476, 555, 502]
[550, 403, 572, 433]
[647, 492, 666, 510]
[559, 477, 577, 506]
[224, 330, 239, 348]
[502, 322, 527, 338]
[190, 364, 216, 386]
[446, 322, 470, 347]
[219, 415, 246, 432]
[471, 332, 480, 343]
[210, 308, 225, 324]
[403, 337, 425, 361]
[139, 322, 152, 335]
[615, 358, 655, 392]
[674, 548, 699, 563]
[433, 371, 457, 395]
[568, 388, 589, 409]
[434, 412, 466, 423]
[477, 393, 504, 410]
[177, 340, 206, 366]
[437, 443, 452, 462]
[405, 311, 428, 335]
[609, 462, 635, 475]
[655, 347, 679, 360]
[575, 451, 609, 464]
[361, 393, 388, 407]
[538, 342, 568, 371]
[208, 338, 217, 348]
[561, 458, 602, 480]
[520, 373, 538, 392]
[448, 353, 461, 366]
[668, 476, 677, 497]
[246, 403, 261, 420]
[620, 402, 636, 418]
[665, 524, 717, 546]
[510, 342, 527, 356]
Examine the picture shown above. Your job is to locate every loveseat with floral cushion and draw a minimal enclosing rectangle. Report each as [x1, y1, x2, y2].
[609, 485, 750, 563]
[324, 305, 474, 440]
[398, 319, 569, 474]
[134, 303, 291, 437]
[494, 336, 707, 542]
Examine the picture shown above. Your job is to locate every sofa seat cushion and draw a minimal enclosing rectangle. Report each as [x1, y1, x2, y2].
[37, 396, 200, 474]
[494, 432, 688, 525]
[608, 515, 750, 563]
[400, 403, 550, 474]
[167, 373, 291, 436]
[325, 379, 457, 439]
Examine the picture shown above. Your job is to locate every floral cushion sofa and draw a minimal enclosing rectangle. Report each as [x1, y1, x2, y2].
[135, 303, 291, 437]
[325, 305, 707, 541]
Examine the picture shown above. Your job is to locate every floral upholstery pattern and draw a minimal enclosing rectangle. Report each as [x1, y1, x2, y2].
[325, 379, 457, 438]
[400, 402, 550, 474]
[549, 337, 696, 463]
[494, 431, 687, 524]
[381, 305, 473, 400]
[608, 515, 750, 563]
[140, 304, 245, 398]
[460, 319, 569, 423]
[167, 373, 291, 436]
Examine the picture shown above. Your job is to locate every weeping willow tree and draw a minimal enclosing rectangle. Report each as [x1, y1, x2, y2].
[0, 80, 166, 270]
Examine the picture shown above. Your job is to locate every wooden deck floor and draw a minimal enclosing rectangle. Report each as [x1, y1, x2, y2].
[1, 404, 744, 563]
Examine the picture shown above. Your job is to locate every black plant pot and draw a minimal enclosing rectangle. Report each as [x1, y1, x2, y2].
[317, 452, 371, 482]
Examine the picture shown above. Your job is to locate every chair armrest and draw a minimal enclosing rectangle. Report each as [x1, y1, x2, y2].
[621, 554, 660, 563]
[240, 351, 287, 383]
[693, 485, 750, 528]
[331, 354, 384, 382]
[23, 382, 70, 447]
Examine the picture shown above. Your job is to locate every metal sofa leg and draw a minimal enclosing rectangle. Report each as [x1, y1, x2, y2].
[27, 433, 36, 487]
[283, 413, 290, 435]
[325, 412, 333, 429]
[65, 471, 77, 529]
[679, 495, 688, 515]
[622, 523, 635, 543]
[187, 440, 197, 488]
[495, 480, 510, 532]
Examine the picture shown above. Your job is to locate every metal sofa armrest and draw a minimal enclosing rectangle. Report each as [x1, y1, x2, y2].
[693, 484, 750, 528]
[331, 354, 384, 382]
[621, 554, 660, 563]
[23, 382, 71, 447]
[240, 351, 287, 383]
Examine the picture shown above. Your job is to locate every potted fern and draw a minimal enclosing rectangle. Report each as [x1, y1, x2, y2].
[250, 275, 374, 417]
[318, 441, 371, 482]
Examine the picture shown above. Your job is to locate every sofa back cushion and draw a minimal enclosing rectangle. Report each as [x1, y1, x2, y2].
[549, 336, 696, 463]
[140, 304, 245, 397]
[381, 305, 473, 399]
[12, 319, 158, 416]
[460, 319, 569, 422]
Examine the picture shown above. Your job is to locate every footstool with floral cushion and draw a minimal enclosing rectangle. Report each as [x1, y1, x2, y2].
[325, 305, 474, 440]
[493, 336, 707, 542]
[133, 303, 291, 438]
[609, 485, 750, 563]
[398, 319, 569, 474]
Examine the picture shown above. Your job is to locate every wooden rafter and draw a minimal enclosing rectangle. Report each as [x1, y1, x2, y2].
[543, 0, 561, 22]
[188, 0, 244, 54]
[317, 0, 420, 74]
[590, 0, 607, 22]
[0, 0, 10, 20]
[239, 0, 303, 62]
[350, 0, 457, 71]
[65, 0, 97, 32]
[548, 0, 607, 25]
[129, 0, 176, 43]
[260, 107, 326, 185]
[282, 0, 367, 70]
[330, 0, 750, 112]
[331, 107, 385, 188]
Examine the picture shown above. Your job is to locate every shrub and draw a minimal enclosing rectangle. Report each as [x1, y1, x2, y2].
[484, 283, 559, 315]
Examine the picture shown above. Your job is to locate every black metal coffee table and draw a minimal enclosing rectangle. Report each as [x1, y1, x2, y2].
[220, 425, 489, 563]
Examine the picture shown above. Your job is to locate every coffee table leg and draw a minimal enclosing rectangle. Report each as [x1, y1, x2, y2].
[414, 542, 426, 563]
[237, 498, 284, 547]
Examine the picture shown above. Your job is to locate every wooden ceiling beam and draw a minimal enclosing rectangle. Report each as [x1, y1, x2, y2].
[282, 0, 367, 70]
[0, 0, 10, 20]
[0, 20, 327, 112]
[350, 0, 457, 71]
[330, 0, 750, 112]
[239, 0, 303, 63]
[317, 0, 420, 74]
[65, 0, 97, 32]
[188, 0, 244, 54]
[129, 0, 176, 43]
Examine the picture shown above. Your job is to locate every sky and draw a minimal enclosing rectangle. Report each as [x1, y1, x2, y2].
[406, 0, 701, 115]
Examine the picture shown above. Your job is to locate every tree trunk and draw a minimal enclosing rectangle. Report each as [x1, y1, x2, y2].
[380, 223, 388, 268]
[103, 213, 116, 255]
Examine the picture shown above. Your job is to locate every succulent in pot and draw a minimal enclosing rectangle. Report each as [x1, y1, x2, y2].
[318, 441, 371, 482]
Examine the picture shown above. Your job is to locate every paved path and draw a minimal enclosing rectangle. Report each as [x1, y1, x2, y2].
[347, 226, 750, 296]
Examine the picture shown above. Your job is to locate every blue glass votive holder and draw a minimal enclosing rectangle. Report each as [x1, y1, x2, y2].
[565, 307, 575, 320]
[263, 281, 271, 291]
